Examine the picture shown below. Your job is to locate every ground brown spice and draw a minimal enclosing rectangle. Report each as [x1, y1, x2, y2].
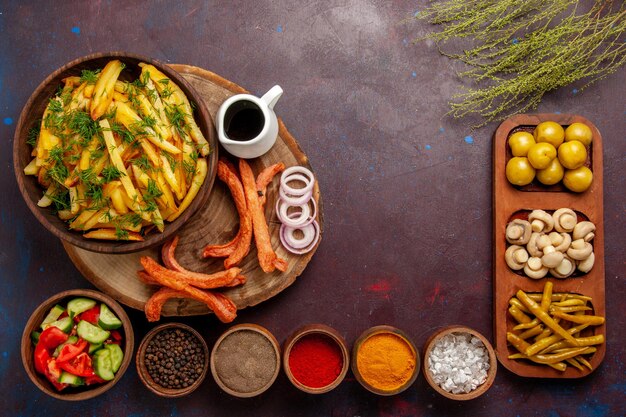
[213, 329, 277, 393]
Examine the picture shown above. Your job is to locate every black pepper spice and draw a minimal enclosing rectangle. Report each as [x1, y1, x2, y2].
[145, 328, 205, 390]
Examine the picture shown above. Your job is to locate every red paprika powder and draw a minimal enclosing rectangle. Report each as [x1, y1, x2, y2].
[288, 333, 343, 388]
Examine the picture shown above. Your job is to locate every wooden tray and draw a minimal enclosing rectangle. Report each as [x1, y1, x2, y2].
[63, 64, 323, 316]
[493, 113, 605, 378]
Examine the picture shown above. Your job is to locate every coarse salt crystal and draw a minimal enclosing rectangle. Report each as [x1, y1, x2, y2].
[428, 332, 490, 394]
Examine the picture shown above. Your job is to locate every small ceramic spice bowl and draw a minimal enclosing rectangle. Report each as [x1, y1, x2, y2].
[351, 325, 420, 396]
[21, 289, 134, 401]
[422, 325, 497, 400]
[210, 323, 281, 398]
[282, 324, 350, 394]
[136, 323, 209, 398]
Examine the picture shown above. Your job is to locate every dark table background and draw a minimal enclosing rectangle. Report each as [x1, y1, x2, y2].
[1, 1, 624, 416]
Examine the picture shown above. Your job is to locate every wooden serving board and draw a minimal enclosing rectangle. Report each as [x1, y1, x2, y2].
[493, 114, 605, 378]
[63, 64, 323, 316]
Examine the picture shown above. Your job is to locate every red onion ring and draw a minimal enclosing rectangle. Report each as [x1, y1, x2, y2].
[276, 196, 317, 227]
[279, 219, 320, 254]
[279, 187, 312, 206]
[276, 199, 310, 228]
[281, 167, 315, 196]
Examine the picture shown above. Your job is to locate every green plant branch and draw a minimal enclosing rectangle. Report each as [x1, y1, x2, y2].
[415, 0, 626, 127]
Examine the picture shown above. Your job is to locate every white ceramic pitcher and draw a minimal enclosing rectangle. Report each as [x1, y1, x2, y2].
[216, 85, 283, 159]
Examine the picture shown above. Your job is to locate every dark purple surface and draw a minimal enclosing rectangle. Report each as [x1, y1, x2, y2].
[1, 1, 624, 416]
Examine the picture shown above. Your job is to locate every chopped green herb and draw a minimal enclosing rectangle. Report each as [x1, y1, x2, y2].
[80, 69, 101, 85]
[101, 166, 125, 183]
[27, 122, 41, 147]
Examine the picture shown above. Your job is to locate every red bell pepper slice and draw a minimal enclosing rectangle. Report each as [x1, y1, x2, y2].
[78, 305, 100, 325]
[39, 327, 69, 350]
[34, 344, 51, 375]
[56, 339, 88, 363]
[58, 352, 94, 377]
[45, 359, 68, 391]
[84, 374, 107, 385]
[110, 330, 122, 342]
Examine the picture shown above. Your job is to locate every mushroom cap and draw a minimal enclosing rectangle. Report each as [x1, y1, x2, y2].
[542, 250, 564, 268]
[524, 258, 549, 279]
[550, 255, 576, 278]
[505, 219, 532, 245]
[573, 221, 596, 242]
[553, 232, 572, 253]
[567, 239, 593, 260]
[505, 245, 528, 270]
[553, 208, 578, 233]
[536, 234, 552, 250]
[577, 251, 595, 273]
[526, 232, 544, 257]
[528, 210, 555, 233]
[548, 231, 564, 246]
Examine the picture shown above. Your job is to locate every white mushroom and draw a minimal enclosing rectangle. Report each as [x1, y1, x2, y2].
[526, 232, 544, 257]
[536, 234, 552, 250]
[548, 231, 563, 246]
[505, 219, 532, 245]
[553, 232, 572, 253]
[505, 245, 529, 270]
[524, 256, 549, 279]
[573, 221, 596, 242]
[577, 251, 595, 273]
[550, 255, 576, 278]
[567, 239, 593, 261]
[541, 246, 564, 268]
[528, 210, 555, 233]
[553, 208, 578, 233]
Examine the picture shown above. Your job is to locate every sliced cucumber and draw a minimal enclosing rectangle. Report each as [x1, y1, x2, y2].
[40, 304, 65, 329]
[105, 344, 124, 373]
[45, 316, 73, 333]
[98, 303, 122, 330]
[93, 349, 115, 381]
[89, 343, 103, 354]
[58, 371, 85, 387]
[67, 297, 97, 318]
[76, 320, 110, 344]
[53, 336, 79, 357]
[31, 331, 41, 345]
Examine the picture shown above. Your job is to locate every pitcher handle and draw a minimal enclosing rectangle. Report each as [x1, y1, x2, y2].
[260, 85, 283, 110]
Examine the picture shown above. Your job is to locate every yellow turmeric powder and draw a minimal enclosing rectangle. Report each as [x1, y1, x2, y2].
[356, 332, 416, 391]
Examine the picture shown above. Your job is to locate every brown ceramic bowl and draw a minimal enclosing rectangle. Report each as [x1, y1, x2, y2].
[351, 325, 420, 396]
[21, 289, 134, 401]
[422, 325, 497, 400]
[13, 52, 218, 254]
[282, 324, 350, 394]
[136, 323, 209, 398]
[210, 323, 281, 398]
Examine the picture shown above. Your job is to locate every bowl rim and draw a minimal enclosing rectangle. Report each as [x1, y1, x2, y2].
[351, 325, 420, 396]
[210, 323, 281, 398]
[422, 325, 498, 401]
[12, 51, 218, 254]
[135, 322, 209, 398]
[282, 323, 350, 394]
[21, 288, 134, 401]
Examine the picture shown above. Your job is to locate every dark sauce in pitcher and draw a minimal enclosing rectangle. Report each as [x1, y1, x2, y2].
[224, 100, 264, 141]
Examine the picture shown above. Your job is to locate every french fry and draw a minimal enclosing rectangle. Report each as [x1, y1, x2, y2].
[100, 119, 151, 223]
[90, 59, 124, 120]
[24, 158, 39, 175]
[139, 63, 210, 156]
[111, 99, 181, 155]
[159, 153, 181, 197]
[84, 228, 143, 241]
[166, 158, 207, 222]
